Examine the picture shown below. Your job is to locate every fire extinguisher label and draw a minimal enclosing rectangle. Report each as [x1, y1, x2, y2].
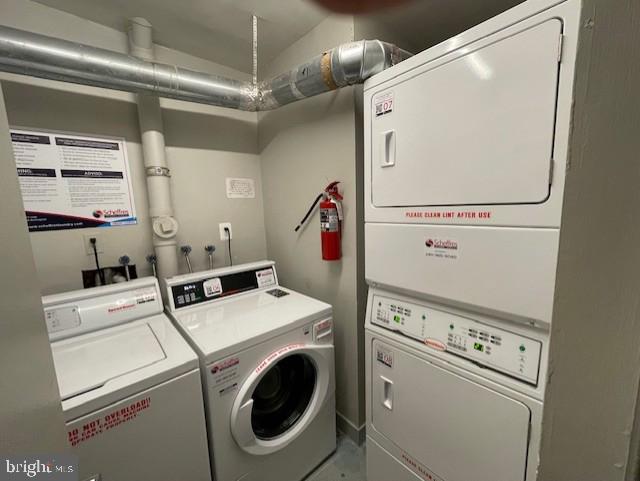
[320, 208, 339, 233]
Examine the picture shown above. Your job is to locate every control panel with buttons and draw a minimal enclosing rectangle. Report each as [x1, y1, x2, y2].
[372, 295, 542, 385]
[45, 305, 81, 334]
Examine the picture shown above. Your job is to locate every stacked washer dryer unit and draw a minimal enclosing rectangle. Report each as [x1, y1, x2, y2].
[164, 261, 336, 481]
[363, 1, 581, 480]
[42, 278, 212, 481]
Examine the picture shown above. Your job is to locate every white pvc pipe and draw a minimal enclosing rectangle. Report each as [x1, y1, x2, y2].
[137, 94, 173, 218]
[128, 18, 154, 60]
[128, 18, 179, 283]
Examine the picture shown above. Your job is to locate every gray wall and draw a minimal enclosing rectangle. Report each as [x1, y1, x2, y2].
[0, 0, 267, 294]
[0, 82, 67, 453]
[539, 1, 640, 479]
[353, 0, 524, 54]
[259, 16, 367, 439]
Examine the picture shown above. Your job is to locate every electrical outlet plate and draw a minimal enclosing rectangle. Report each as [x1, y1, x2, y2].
[219, 222, 233, 240]
[84, 234, 104, 255]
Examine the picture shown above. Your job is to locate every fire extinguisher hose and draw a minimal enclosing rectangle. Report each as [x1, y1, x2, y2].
[294, 193, 324, 232]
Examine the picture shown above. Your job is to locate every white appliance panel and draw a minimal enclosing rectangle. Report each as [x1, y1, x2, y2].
[68, 371, 211, 481]
[172, 288, 331, 363]
[367, 437, 424, 481]
[365, 223, 559, 324]
[371, 338, 531, 481]
[372, 295, 541, 384]
[44, 278, 163, 341]
[371, 19, 562, 208]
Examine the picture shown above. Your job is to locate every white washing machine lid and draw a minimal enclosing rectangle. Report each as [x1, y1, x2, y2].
[171, 288, 332, 363]
[53, 322, 165, 401]
[51, 313, 199, 421]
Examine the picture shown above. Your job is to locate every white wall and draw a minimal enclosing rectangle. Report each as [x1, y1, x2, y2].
[259, 16, 367, 441]
[0, 83, 67, 454]
[0, 0, 267, 294]
[539, 0, 640, 479]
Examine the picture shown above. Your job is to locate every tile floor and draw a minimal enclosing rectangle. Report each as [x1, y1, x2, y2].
[305, 435, 366, 481]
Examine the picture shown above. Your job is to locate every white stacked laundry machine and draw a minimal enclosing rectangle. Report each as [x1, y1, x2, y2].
[363, 0, 581, 480]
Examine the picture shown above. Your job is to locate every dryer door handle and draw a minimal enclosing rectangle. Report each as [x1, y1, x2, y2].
[380, 376, 394, 411]
[381, 130, 396, 168]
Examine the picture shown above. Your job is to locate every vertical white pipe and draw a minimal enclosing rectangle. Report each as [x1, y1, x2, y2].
[128, 18, 179, 283]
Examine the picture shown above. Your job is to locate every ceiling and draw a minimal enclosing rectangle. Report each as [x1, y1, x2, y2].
[32, 0, 330, 73]
[33, 0, 523, 74]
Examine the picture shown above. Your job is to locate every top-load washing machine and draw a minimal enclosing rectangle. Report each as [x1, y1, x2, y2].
[362, 0, 581, 479]
[164, 261, 336, 481]
[42, 278, 212, 481]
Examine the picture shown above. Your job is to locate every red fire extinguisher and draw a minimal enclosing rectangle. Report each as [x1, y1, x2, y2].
[294, 181, 343, 261]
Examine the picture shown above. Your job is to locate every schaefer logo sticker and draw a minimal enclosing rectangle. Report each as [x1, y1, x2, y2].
[211, 357, 240, 393]
[424, 238, 460, 261]
[211, 357, 239, 374]
[93, 208, 130, 219]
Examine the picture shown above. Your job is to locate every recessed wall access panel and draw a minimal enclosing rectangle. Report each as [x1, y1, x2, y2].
[371, 20, 561, 209]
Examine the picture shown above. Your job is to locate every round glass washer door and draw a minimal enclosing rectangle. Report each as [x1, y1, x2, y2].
[251, 354, 316, 439]
[231, 344, 334, 455]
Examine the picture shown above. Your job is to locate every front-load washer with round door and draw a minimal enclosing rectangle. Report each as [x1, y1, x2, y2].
[42, 278, 212, 481]
[164, 260, 336, 481]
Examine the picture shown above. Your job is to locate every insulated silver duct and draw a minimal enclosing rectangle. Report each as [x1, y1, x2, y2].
[0, 25, 411, 111]
[258, 40, 410, 110]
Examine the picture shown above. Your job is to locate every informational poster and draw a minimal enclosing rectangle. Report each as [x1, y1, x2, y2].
[10, 128, 137, 232]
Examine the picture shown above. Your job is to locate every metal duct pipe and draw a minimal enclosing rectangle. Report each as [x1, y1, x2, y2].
[0, 25, 411, 111]
[0, 24, 254, 109]
[258, 40, 410, 110]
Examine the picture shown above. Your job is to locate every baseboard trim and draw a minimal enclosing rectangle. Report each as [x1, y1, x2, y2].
[336, 412, 366, 445]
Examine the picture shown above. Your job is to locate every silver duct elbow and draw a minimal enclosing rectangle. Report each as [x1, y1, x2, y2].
[0, 25, 411, 111]
[333, 40, 411, 86]
[258, 40, 412, 110]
